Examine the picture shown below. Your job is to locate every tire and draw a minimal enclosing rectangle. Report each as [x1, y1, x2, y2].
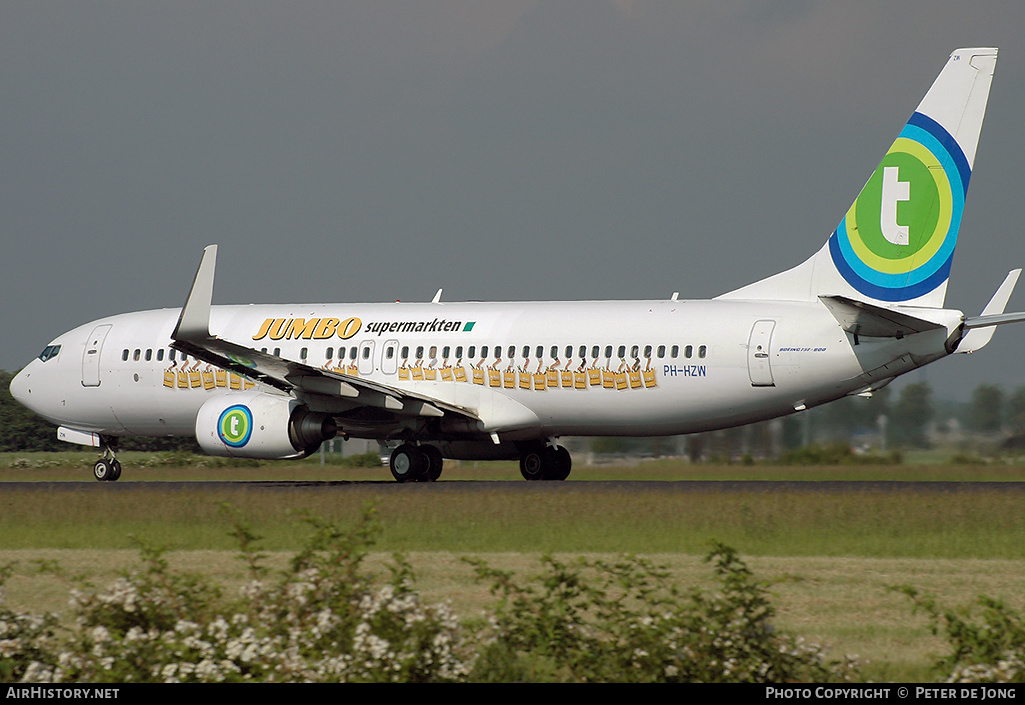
[519, 447, 549, 481]
[390, 444, 426, 482]
[421, 445, 444, 481]
[93, 459, 111, 482]
[109, 459, 122, 482]
[550, 446, 572, 481]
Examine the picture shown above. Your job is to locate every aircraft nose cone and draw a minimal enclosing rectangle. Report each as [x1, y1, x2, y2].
[9, 365, 34, 408]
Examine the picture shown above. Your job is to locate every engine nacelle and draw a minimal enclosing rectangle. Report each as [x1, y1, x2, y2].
[195, 392, 337, 459]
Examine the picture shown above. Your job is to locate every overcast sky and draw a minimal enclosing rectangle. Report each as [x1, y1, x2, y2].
[3, 1, 1025, 402]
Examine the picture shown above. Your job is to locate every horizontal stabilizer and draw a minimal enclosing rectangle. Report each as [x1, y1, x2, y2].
[965, 311, 1025, 328]
[818, 295, 944, 339]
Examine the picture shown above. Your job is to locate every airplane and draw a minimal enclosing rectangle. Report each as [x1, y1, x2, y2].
[10, 47, 1025, 483]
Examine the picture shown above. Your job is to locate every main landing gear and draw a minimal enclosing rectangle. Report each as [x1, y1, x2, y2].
[93, 437, 122, 482]
[387, 441, 573, 482]
[519, 442, 572, 481]
[389, 443, 444, 483]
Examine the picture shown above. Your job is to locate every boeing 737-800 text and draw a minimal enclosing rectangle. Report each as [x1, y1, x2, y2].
[10, 48, 1025, 482]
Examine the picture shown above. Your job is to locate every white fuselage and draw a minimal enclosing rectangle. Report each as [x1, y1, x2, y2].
[10, 297, 959, 446]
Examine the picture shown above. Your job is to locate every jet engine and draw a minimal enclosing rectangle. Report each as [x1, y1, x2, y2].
[195, 392, 337, 459]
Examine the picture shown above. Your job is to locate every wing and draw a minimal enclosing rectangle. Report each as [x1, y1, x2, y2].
[170, 246, 478, 425]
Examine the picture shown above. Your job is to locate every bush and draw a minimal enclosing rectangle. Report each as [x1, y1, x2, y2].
[2, 510, 860, 683]
[0, 565, 61, 682]
[778, 442, 901, 466]
[895, 586, 1025, 683]
[11, 506, 474, 683]
[466, 543, 860, 682]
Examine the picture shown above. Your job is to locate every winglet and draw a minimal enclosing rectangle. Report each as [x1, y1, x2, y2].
[958, 269, 1023, 353]
[172, 245, 218, 341]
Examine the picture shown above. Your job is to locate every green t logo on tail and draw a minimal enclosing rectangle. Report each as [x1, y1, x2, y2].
[828, 112, 970, 302]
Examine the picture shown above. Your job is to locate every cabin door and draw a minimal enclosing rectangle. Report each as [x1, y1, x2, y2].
[747, 320, 775, 387]
[82, 324, 112, 387]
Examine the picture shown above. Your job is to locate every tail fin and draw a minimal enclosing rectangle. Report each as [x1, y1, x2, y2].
[720, 47, 997, 307]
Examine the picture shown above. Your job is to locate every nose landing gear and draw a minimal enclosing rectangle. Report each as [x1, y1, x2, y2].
[93, 437, 122, 482]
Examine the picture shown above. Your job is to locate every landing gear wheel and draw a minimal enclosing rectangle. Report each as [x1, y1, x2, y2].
[519, 446, 551, 481]
[519, 444, 572, 481]
[550, 446, 572, 481]
[93, 459, 112, 482]
[94, 436, 122, 482]
[421, 445, 444, 482]
[390, 444, 427, 483]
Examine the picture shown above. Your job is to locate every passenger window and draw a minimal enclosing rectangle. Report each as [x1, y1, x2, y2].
[145, 349, 152, 362]
[699, 345, 707, 358]
[685, 345, 693, 358]
[536, 346, 543, 359]
[657, 345, 666, 358]
[481, 346, 488, 359]
[133, 349, 141, 362]
[455, 346, 463, 358]
[643, 345, 651, 358]
[604, 346, 612, 358]
[300, 347, 308, 360]
[362, 347, 371, 360]
[416, 346, 424, 360]
[326, 347, 334, 360]
[591, 346, 599, 359]
[508, 345, 515, 359]
[442, 346, 450, 358]
[468, 346, 476, 359]
[401, 346, 409, 358]
[349, 347, 357, 360]
[157, 349, 164, 362]
[122, 349, 129, 362]
[386, 346, 395, 360]
[671, 345, 679, 358]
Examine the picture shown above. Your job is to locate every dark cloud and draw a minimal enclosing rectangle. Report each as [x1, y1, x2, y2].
[2, 1, 1024, 400]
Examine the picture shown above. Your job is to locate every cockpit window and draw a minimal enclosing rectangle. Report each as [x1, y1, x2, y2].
[38, 345, 61, 362]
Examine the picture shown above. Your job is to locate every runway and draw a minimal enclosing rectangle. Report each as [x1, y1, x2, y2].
[6, 480, 1025, 493]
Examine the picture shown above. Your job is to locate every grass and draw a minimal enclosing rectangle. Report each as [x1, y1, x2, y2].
[0, 472, 1023, 556]
[1, 548, 1019, 682]
[1, 452, 1024, 681]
